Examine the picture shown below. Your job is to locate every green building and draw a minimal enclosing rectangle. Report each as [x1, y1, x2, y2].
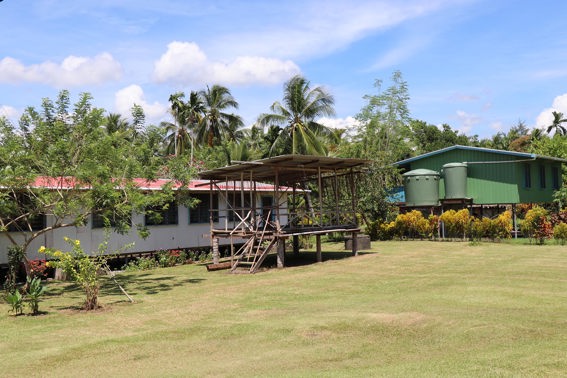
[394, 145, 566, 206]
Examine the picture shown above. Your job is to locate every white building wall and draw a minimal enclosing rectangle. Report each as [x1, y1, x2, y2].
[0, 192, 287, 264]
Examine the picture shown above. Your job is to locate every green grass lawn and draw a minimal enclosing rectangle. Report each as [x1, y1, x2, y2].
[2, 240, 567, 377]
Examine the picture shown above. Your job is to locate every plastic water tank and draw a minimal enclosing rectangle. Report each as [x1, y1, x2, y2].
[402, 169, 440, 206]
[442, 162, 467, 199]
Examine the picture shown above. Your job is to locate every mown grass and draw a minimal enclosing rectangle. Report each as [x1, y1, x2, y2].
[2, 240, 567, 377]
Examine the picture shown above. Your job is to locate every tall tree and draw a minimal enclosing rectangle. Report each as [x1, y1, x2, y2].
[546, 111, 567, 136]
[257, 75, 335, 156]
[341, 71, 411, 222]
[162, 91, 204, 157]
[197, 85, 243, 148]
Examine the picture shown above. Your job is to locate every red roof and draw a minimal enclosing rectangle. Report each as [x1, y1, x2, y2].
[28, 176, 283, 192]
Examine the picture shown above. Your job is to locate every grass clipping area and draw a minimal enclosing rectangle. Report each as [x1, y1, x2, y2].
[2, 241, 567, 377]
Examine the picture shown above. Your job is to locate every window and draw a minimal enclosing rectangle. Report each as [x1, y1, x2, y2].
[145, 200, 178, 226]
[7, 213, 45, 232]
[261, 196, 276, 222]
[92, 211, 131, 229]
[227, 195, 251, 222]
[2, 193, 46, 232]
[523, 163, 531, 188]
[189, 194, 218, 224]
[539, 165, 546, 189]
[552, 167, 561, 190]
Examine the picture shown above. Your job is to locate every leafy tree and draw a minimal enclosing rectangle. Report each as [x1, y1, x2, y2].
[410, 120, 471, 154]
[257, 75, 335, 156]
[0, 91, 192, 276]
[197, 85, 243, 148]
[341, 71, 412, 222]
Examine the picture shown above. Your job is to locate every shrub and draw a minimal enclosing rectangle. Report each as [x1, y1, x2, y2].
[40, 237, 129, 310]
[522, 206, 552, 245]
[366, 220, 394, 241]
[492, 211, 513, 240]
[25, 276, 45, 315]
[391, 210, 433, 240]
[553, 222, 567, 245]
[29, 259, 49, 280]
[440, 209, 471, 240]
[6, 289, 24, 315]
[123, 257, 157, 271]
[469, 217, 487, 242]
[5, 246, 24, 294]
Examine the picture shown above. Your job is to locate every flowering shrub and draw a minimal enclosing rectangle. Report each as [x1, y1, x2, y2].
[439, 209, 471, 240]
[469, 217, 488, 242]
[29, 259, 49, 279]
[365, 220, 395, 241]
[39, 237, 119, 310]
[491, 211, 513, 240]
[521, 206, 552, 245]
[553, 223, 567, 245]
[390, 210, 434, 240]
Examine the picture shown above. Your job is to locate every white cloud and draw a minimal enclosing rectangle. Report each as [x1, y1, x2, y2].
[114, 85, 168, 123]
[0, 53, 122, 87]
[318, 116, 360, 130]
[535, 93, 567, 130]
[490, 121, 504, 132]
[455, 110, 480, 134]
[213, 1, 454, 60]
[153, 41, 300, 86]
[0, 105, 19, 120]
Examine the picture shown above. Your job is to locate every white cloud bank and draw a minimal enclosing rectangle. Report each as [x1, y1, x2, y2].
[535, 93, 567, 130]
[0, 105, 19, 120]
[153, 41, 301, 86]
[0, 53, 122, 87]
[318, 116, 360, 130]
[114, 85, 168, 123]
[455, 110, 481, 134]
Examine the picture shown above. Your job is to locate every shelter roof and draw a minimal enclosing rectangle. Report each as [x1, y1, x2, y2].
[198, 155, 370, 184]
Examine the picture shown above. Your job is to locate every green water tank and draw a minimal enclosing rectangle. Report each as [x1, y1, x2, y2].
[442, 162, 468, 199]
[402, 169, 440, 207]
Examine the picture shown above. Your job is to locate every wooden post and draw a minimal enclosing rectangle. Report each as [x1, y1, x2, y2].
[212, 237, 219, 264]
[351, 231, 358, 256]
[316, 234, 322, 262]
[293, 235, 300, 256]
[512, 203, 518, 239]
[277, 238, 285, 268]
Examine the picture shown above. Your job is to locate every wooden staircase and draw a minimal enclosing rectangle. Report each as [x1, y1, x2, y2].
[231, 233, 277, 274]
[231, 211, 278, 273]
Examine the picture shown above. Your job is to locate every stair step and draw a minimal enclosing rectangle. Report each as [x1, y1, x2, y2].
[237, 261, 254, 266]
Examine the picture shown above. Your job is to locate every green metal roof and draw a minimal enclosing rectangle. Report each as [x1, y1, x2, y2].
[394, 145, 567, 166]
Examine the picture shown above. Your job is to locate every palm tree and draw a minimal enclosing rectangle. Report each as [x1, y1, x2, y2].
[104, 113, 130, 135]
[161, 91, 204, 157]
[257, 75, 335, 156]
[546, 111, 567, 136]
[196, 85, 243, 147]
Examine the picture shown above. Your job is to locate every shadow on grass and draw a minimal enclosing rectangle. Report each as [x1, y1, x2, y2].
[101, 274, 205, 296]
[260, 250, 373, 269]
[42, 272, 206, 310]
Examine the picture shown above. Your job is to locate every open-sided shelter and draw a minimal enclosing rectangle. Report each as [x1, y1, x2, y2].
[198, 154, 370, 273]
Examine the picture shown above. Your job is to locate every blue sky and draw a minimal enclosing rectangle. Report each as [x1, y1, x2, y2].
[2, 0, 567, 139]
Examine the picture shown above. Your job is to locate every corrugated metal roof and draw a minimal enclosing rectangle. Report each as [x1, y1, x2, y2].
[198, 154, 370, 183]
[25, 177, 279, 192]
[394, 145, 567, 165]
